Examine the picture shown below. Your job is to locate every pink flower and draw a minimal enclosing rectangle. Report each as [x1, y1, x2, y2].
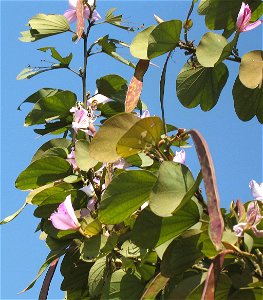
[50, 195, 80, 230]
[233, 201, 263, 237]
[236, 3, 263, 32]
[173, 149, 186, 164]
[64, 0, 101, 23]
[67, 149, 78, 170]
[233, 222, 247, 237]
[249, 180, 263, 200]
[70, 106, 96, 135]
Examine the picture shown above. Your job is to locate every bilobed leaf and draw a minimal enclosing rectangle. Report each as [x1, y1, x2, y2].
[147, 20, 182, 59]
[176, 61, 229, 111]
[239, 50, 263, 89]
[125, 60, 150, 112]
[131, 200, 200, 249]
[15, 157, 72, 190]
[189, 130, 224, 251]
[98, 170, 157, 224]
[0, 201, 27, 225]
[75, 139, 98, 171]
[24, 90, 76, 126]
[17, 88, 61, 110]
[149, 162, 195, 217]
[161, 232, 203, 277]
[89, 113, 140, 163]
[38, 47, 73, 65]
[19, 14, 70, 42]
[196, 32, 228, 67]
[130, 26, 156, 59]
[233, 76, 263, 123]
[96, 74, 128, 102]
[116, 117, 163, 158]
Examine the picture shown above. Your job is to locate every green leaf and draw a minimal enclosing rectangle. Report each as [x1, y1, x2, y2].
[98, 35, 135, 68]
[176, 61, 229, 111]
[38, 47, 72, 65]
[34, 190, 86, 218]
[239, 50, 263, 89]
[33, 119, 70, 135]
[98, 101, 125, 118]
[131, 200, 200, 249]
[15, 157, 72, 190]
[96, 74, 128, 102]
[31, 183, 73, 205]
[20, 249, 66, 293]
[16, 67, 56, 80]
[101, 269, 144, 300]
[104, 8, 134, 31]
[24, 90, 76, 126]
[198, 0, 210, 15]
[0, 201, 27, 225]
[75, 140, 98, 171]
[19, 14, 70, 42]
[160, 232, 203, 277]
[147, 20, 182, 59]
[149, 162, 195, 217]
[98, 170, 157, 224]
[125, 153, 154, 168]
[233, 76, 263, 123]
[17, 88, 62, 110]
[80, 235, 108, 261]
[196, 32, 228, 67]
[88, 257, 107, 297]
[130, 26, 156, 59]
[60, 251, 92, 291]
[116, 117, 163, 158]
[89, 113, 140, 163]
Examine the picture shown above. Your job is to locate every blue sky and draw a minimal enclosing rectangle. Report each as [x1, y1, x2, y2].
[1, 0, 262, 299]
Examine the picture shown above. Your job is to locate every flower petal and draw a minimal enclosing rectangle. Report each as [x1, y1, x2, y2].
[50, 196, 80, 230]
[173, 149, 186, 164]
[69, 0, 77, 9]
[64, 9, 77, 23]
[233, 222, 247, 237]
[64, 195, 80, 226]
[242, 20, 263, 32]
[236, 2, 247, 29]
[249, 179, 263, 200]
